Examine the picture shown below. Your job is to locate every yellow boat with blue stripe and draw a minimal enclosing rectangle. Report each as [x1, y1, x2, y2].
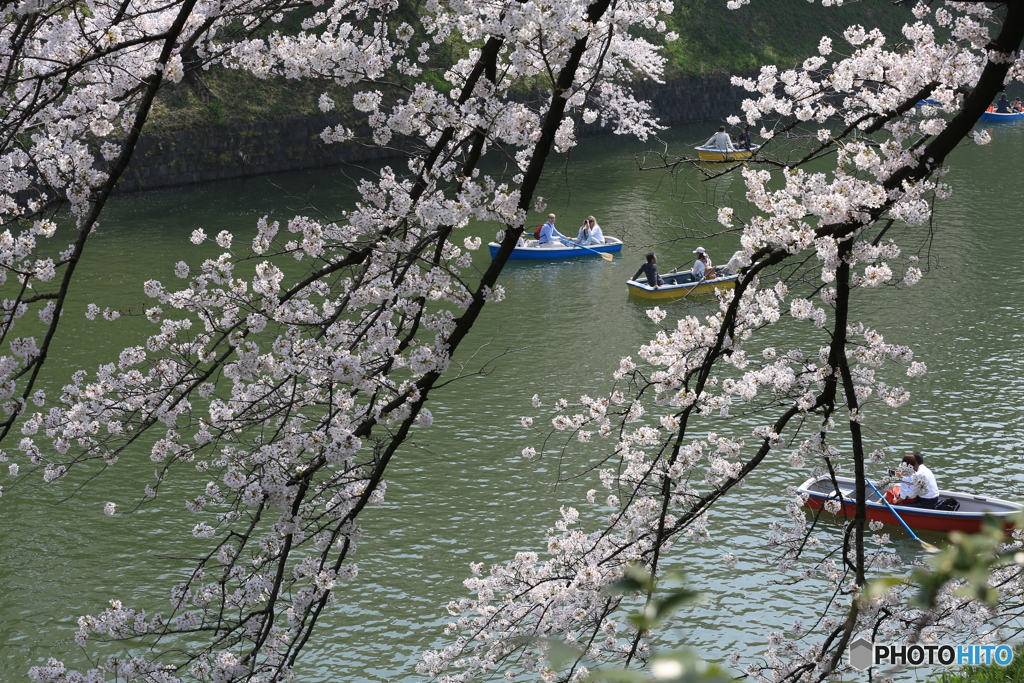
[694, 144, 760, 162]
[627, 270, 739, 300]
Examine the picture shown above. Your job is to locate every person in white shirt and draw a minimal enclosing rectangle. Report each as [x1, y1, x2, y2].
[706, 126, 735, 151]
[724, 250, 746, 276]
[691, 246, 713, 281]
[575, 216, 604, 245]
[889, 452, 940, 509]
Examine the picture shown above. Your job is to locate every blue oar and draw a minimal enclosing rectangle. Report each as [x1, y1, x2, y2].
[864, 478, 939, 553]
[559, 238, 613, 261]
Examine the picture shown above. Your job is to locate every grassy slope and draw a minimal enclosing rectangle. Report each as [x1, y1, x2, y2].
[935, 645, 1024, 683]
[661, 0, 912, 78]
[149, 71, 354, 133]
[146, 0, 914, 133]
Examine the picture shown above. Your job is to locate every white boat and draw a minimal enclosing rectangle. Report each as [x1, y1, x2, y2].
[694, 144, 760, 162]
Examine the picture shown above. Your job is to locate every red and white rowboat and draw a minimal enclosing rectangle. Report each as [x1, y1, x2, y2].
[797, 474, 1023, 534]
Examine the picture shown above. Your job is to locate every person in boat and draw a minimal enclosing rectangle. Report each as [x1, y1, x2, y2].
[575, 216, 604, 245]
[691, 246, 715, 281]
[736, 125, 753, 151]
[706, 126, 735, 151]
[996, 94, 1012, 113]
[536, 213, 567, 247]
[633, 252, 664, 290]
[723, 250, 746, 276]
[885, 452, 940, 509]
[1014, 98, 1024, 112]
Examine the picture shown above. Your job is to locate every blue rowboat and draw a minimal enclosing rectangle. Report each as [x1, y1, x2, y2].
[489, 236, 623, 261]
[979, 110, 1024, 122]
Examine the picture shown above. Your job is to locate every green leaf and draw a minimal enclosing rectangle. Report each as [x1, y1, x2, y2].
[863, 576, 906, 601]
[652, 590, 702, 621]
[605, 575, 649, 596]
[545, 638, 584, 670]
[584, 669, 650, 683]
[627, 613, 652, 631]
[648, 650, 734, 683]
[605, 564, 655, 595]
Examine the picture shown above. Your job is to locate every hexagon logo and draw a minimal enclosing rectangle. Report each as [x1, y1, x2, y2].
[849, 637, 874, 672]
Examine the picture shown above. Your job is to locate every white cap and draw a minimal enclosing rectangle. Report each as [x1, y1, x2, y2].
[693, 247, 706, 254]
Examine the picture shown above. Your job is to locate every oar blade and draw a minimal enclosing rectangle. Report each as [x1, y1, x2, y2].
[601, 253, 613, 261]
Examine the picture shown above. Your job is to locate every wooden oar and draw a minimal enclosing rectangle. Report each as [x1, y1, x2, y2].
[864, 478, 940, 553]
[559, 238, 613, 261]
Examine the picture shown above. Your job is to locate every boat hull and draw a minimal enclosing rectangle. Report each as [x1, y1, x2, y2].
[797, 475, 1022, 534]
[694, 144, 760, 162]
[979, 111, 1024, 122]
[489, 237, 623, 261]
[627, 271, 739, 300]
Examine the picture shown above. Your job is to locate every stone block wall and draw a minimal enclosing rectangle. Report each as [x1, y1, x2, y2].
[114, 115, 394, 194]
[114, 75, 747, 194]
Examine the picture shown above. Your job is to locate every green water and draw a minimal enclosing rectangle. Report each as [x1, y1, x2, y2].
[3, 120, 1024, 680]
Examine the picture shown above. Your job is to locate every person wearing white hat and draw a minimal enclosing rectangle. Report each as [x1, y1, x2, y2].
[691, 246, 713, 281]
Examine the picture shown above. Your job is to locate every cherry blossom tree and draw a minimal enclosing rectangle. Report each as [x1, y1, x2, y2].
[416, 2, 1024, 682]
[1, 0, 677, 681]
[3, 0, 1024, 682]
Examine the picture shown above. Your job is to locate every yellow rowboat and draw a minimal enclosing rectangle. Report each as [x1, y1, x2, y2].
[694, 144, 760, 162]
[627, 271, 739, 300]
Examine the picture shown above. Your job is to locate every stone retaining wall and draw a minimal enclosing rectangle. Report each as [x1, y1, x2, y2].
[114, 75, 747, 194]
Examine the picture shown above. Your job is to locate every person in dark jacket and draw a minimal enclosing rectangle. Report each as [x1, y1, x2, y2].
[633, 252, 664, 289]
[736, 125, 753, 150]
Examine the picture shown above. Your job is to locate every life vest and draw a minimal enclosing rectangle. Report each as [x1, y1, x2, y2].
[987, 105, 995, 112]
[534, 225, 543, 239]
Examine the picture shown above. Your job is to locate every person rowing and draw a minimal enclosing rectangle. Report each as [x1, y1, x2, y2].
[884, 452, 940, 509]
[705, 126, 735, 151]
[632, 252, 664, 290]
[536, 213, 567, 248]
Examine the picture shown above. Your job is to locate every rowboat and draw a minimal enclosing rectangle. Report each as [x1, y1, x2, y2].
[488, 236, 623, 261]
[979, 110, 1024, 122]
[797, 474, 1023, 534]
[626, 270, 739, 300]
[694, 144, 760, 162]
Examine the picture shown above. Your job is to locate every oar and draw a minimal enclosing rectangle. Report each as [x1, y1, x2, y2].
[559, 238, 613, 261]
[864, 478, 940, 553]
